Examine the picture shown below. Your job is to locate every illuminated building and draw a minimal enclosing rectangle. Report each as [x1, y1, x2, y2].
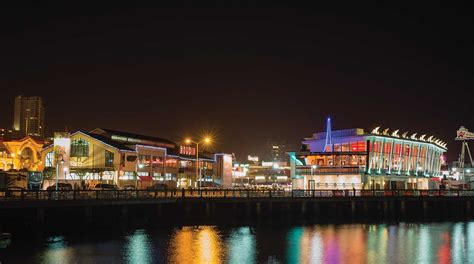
[41, 128, 231, 188]
[232, 161, 291, 187]
[442, 161, 474, 189]
[288, 119, 447, 190]
[13, 95, 45, 137]
[0, 136, 44, 171]
[265, 140, 287, 162]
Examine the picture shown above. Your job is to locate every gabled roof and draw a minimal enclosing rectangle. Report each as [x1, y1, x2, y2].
[0, 135, 44, 144]
[84, 132, 135, 151]
[42, 131, 135, 152]
[90, 128, 176, 148]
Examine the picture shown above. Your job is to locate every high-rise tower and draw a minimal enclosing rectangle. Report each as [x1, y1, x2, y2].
[13, 95, 45, 137]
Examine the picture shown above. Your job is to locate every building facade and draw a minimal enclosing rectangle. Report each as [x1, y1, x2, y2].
[41, 128, 231, 189]
[0, 136, 43, 171]
[289, 126, 447, 190]
[13, 95, 45, 137]
[232, 161, 291, 188]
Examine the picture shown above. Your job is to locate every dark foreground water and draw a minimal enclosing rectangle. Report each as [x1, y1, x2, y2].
[1, 222, 474, 263]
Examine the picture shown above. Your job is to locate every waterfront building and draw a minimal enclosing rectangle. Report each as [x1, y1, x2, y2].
[13, 95, 45, 138]
[441, 161, 474, 189]
[232, 161, 291, 188]
[288, 119, 447, 190]
[40, 128, 231, 188]
[0, 136, 44, 171]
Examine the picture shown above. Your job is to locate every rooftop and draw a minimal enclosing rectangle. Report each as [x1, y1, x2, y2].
[84, 132, 135, 152]
[90, 128, 176, 148]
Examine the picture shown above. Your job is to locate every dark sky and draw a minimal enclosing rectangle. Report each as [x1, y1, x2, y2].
[0, 2, 472, 162]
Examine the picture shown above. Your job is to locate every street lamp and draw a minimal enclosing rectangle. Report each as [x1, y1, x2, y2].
[311, 165, 317, 189]
[185, 137, 211, 189]
[64, 167, 68, 182]
[56, 156, 65, 191]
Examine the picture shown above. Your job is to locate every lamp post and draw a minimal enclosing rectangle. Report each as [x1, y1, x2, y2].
[311, 165, 317, 189]
[185, 137, 211, 190]
[56, 156, 65, 191]
[64, 167, 68, 183]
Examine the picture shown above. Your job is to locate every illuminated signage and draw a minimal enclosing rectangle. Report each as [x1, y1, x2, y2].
[180, 146, 196, 155]
[456, 126, 474, 141]
[247, 155, 259, 162]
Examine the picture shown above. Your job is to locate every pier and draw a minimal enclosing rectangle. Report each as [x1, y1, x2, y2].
[1, 189, 474, 229]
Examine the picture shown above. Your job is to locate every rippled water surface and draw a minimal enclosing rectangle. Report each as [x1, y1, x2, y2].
[2, 222, 474, 263]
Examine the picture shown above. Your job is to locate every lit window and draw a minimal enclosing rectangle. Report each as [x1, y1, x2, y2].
[105, 150, 114, 167]
[45, 152, 54, 167]
[71, 139, 89, 157]
[126, 155, 137, 162]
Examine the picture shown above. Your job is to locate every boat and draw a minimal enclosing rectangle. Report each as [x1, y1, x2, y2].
[0, 233, 12, 249]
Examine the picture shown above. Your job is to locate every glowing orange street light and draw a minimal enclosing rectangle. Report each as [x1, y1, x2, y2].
[185, 137, 212, 189]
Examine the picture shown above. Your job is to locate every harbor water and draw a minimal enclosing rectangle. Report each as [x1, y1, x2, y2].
[1, 221, 474, 263]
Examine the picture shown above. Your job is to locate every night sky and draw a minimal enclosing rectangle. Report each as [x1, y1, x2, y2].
[0, 2, 472, 162]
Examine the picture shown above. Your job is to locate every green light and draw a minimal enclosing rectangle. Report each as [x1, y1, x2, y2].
[124, 229, 152, 263]
[227, 227, 256, 264]
[287, 227, 304, 264]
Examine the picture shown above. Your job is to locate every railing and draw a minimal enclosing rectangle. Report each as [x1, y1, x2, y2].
[296, 166, 365, 174]
[1, 189, 474, 201]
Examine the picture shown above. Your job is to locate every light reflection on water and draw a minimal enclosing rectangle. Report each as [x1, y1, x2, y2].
[124, 229, 152, 263]
[3, 222, 474, 263]
[168, 226, 223, 264]
[39, 236, 73, 264]
[227, 227, 256, 264]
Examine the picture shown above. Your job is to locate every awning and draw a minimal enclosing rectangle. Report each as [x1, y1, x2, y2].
[138, 176, 153, 181]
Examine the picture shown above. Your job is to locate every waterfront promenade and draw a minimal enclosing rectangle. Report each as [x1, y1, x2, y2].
[1, 188, 474, 205]
[1, 189, 474, 230]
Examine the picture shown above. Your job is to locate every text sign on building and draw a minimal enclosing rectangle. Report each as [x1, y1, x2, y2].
[247, 155, 259, 162]
[456, 127, 474, 141]
[180, 146, 196, 155]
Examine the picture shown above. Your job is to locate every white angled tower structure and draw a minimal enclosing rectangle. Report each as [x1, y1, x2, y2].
[324, 117, 333, 152]
[455, 126, 474, 181]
